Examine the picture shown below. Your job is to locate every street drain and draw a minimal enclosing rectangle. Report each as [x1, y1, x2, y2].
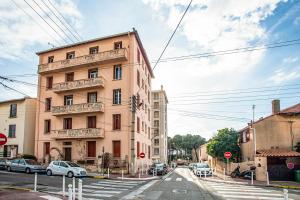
[172, 189, 187, 194]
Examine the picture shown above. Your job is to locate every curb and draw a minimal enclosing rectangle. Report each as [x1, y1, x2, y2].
[0, 185, 31, 191]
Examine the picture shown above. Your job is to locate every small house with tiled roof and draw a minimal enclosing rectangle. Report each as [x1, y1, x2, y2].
[238, 100, 300, 181]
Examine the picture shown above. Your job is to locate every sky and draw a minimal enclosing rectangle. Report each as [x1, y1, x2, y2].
[0, 0, 300, 139]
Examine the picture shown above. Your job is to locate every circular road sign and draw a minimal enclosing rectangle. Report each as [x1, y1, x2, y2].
[0, 133, 7, 146]
[224, 152, 232, 159]
[287, 163, 294, 170]
[139, 152, 145, 158]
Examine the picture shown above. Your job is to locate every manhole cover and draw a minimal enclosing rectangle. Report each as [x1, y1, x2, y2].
[172, 189, 187, 194]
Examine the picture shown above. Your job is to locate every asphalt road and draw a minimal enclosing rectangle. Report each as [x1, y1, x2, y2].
[0, 170, 150, 200]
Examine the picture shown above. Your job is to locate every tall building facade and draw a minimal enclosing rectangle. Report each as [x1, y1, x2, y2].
[151, 86, 168, 164]
[35, 29, 154, 172]
[0, 98, 36, 158]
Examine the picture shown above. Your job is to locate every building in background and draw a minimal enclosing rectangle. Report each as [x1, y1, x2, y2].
[35, 29, 154, 172]
[151, 85, 168, 164]
[0, 97, 36, 158]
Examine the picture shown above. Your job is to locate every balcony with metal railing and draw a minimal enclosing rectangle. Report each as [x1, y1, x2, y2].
[52, 77, 104, 93]
[51, 128, 104, 139]
[38, 48, 127, 73]
[52, 102, 104, 116]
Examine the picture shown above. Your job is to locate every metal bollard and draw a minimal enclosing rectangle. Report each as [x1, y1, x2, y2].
[62, 175, 65, 197]
[107, 168, 110, 179]
[122, 170, 124, 180]
[204, 169, 207, 179]
[34, 172, 37, 192]
[223, 168, 226, 180]
[78, 179, 82, 200]
[153, 169, 155, 177]
[68, 184, 72, 200]
[251, 171, 254, 185]
[266, 171, 269, 186]
[283, 189, 288, 200]
[72, 177, 75, 200]
[199, 170, 202, 178]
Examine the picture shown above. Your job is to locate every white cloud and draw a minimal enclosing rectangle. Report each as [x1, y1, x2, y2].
[283, 56, 298, 64]
[268, 68, 300, 84]
[0, 0, 82, 60]
[143, 0, 286, 137]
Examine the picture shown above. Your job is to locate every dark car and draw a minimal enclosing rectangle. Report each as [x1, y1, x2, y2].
[148, 163, 167, 175]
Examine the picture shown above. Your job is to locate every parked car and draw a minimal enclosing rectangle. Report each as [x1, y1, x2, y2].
[6, 158, 46, 174]
[0, 158, 7, 170]
[193, 163, 212, 176]
[46, 161, 87, 178]
[148, 163, 167, 175]
[188, 163, 197, 170]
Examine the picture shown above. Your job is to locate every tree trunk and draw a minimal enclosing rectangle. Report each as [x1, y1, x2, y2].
[194, 148, 199, 162]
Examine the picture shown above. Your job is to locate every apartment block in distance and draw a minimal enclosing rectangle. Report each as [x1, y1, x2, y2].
[151, 85, 168, 164]
[0, 97, 36, 158]
[35, 29, 154, 172]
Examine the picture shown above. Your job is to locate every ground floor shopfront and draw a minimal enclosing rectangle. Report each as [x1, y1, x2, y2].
[0, 145, 19, 158]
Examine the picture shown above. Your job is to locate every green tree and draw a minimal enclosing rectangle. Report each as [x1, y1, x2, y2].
[207, 128, 240, 162]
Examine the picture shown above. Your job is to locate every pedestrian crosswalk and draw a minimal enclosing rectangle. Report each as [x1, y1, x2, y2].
[204, 181, 294, 200]
[40, 179, 146, 200]
[164, 177, 193, 182]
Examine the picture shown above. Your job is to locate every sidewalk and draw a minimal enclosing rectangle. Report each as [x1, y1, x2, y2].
[87, 171, 161, 180]
[201, 171, 300, 189]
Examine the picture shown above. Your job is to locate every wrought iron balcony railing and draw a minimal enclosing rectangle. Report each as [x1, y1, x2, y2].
[52, 77, 104, 93]
[38, 48, 127, 73]
[52, 102, 104, 115]
[51, 128, 104, 139]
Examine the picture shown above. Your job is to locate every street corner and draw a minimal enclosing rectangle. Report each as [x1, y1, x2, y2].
[0, 188, 60, 200]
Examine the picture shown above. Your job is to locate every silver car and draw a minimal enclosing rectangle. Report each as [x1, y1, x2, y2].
[7, 158, 46, 174]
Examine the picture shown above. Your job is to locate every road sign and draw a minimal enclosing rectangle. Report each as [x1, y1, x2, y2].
[287, 162, 294, 169]
[224, 152, 232, 159]
[139, 152, 145, 158]
[0, 133, 7, 146]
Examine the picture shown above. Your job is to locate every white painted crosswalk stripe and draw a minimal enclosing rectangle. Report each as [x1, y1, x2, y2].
[176, 178, 182, 181]
[165, 178, 172, 181]
[40, 179, 146, 200]
[205, 181, 294, 200]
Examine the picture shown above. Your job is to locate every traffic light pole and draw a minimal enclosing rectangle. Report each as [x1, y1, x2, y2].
[130, 95, 137, 176]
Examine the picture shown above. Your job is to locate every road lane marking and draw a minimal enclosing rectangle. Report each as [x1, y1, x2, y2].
[187, 178, 193, 182]
[165, 178, 171, 181]
[83, 185, 128, 190]
[217, 191, 282, 196]
[223, 195, 293, 200]
[83, 193, 113, 198]
[176, 178, 182, 181]
[121, 180, 158, 200]
[91, 183, 134, 188]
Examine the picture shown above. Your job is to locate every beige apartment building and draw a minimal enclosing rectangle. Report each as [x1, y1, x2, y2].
[0, 97, 36, 158]
[35, 29, 154, 172]
[151, 86, 168, 164]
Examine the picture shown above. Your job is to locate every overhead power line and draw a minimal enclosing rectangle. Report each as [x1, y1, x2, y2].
[31, 0, 76, 43]
[23, 0, 69, 44]
[46, 0, 83, 41]
[152, 0, 193, 70]
[11, 0, 62, 46]
[40, 0, 81, 42]
[0, 82, 29, 97]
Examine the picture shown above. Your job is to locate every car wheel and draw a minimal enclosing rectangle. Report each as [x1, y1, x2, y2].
[7, 166, 11, 172]
[46, 169, 52, 176]
[67, 171, 74, 178]
[25, 168, 31, 174]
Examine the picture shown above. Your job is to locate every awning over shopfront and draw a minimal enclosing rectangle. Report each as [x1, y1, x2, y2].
[256, 149, 300, 157]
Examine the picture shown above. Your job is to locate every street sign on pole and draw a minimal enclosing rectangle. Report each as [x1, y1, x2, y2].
[0, 133, 7, 146]
[287, 162, 294, 169]
[139, 152, 145, 159]
[224, 152, 232, 159]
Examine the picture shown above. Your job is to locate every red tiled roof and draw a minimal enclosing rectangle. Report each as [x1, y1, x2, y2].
[256, 149, 300, 157]
[280, 103, 300, 115]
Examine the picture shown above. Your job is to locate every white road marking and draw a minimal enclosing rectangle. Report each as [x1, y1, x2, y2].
[218, 191, 282, 196]
[165, 178, 172, 181]
[39, 195, 61, 200]
[91, 183, 134, 188]
[176, 178, 182, 182]
[83, 185, 128, 190]
[82, 193, 113, 198]
[223, 195, 293, 200]
[187, 178, 193, 182]
[121, 180, 158, 200]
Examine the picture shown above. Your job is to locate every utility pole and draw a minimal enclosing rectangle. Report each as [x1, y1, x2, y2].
[130, 95, 137, 176]
[288, 120, 295, 151]
[252, 105, 256, 160]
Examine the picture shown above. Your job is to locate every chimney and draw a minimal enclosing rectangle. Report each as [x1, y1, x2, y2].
[161, 85, 163, 90]
[272, 99, 280, 114]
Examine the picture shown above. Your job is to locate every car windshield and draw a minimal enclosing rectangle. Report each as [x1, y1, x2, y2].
[196, 163, 209, 168]
[66, 162, 80, 167]
[26, 160, 39, 165]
